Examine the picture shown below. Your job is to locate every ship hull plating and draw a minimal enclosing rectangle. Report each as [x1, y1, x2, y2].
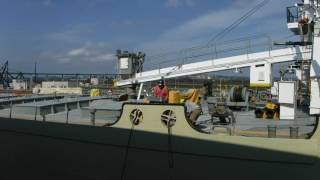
[0, 103, 319, 180]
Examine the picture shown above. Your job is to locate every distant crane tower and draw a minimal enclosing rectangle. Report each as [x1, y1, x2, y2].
[115, 50, 146, 80]
[0, 61, 25, 89]
[0, 61, 10, 88]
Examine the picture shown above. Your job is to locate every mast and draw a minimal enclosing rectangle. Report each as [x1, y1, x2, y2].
[287, 0, 320, 114]
[307, 0, 320, 114]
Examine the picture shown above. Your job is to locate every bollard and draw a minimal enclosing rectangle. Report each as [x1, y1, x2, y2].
[40, 111, 46, 122]
[34, 107, 38, 121]
[90, 108, 97, 126]
[54, 92, 57, 101]
[267, 125, 277, 138]
[226, 127, 232, 136]
[9, 101, 13, 119]
[290, 126, 299, 139]
[66, 107, 71, 124]
[229, 126, 236, 136]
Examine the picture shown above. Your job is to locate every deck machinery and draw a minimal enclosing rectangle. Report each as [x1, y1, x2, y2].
[115, 0, 320, 120]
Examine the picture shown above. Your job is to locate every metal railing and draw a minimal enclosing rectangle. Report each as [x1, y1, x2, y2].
[143, 35, 274, 72]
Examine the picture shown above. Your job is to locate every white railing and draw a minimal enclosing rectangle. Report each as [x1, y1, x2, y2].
[117, 35, 312, 86]
[143, 35, 273, 71]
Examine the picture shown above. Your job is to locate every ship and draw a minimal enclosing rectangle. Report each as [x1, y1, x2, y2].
[0, 0, 320, 180]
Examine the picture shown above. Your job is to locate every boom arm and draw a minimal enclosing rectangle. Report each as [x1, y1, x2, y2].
[116, 47, 311, 87]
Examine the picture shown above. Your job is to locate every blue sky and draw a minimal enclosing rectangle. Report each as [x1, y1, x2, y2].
[0, 0, 295, 74]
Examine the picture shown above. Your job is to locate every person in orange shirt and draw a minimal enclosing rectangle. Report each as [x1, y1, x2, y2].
[153, 79, 169, 103]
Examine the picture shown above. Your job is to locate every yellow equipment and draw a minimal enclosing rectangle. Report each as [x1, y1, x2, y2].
[265, 102, 278, 110]
[168, 91, 181, 104]
[263, 102, 280, 120]
[112, 80, 117, 87]
[168, 89, 200, 104]
[90, 88, 101, 97]
[255, 102, 279, 120]
[181, 89, 200, 104]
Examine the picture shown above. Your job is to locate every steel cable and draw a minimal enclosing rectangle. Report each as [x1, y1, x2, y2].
[207, 0, 271, 45]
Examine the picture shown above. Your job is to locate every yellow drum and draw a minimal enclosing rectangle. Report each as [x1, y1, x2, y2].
[169, 91, 181, 104]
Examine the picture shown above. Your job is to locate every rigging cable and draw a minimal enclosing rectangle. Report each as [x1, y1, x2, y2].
[120, 121, 136, 180]
[207, 0, 271, 45]
[145, 0, 271, 69]
[166, 112, 175, 180]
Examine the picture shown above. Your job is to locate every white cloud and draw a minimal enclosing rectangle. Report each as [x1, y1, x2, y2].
[68, 48, 88, 56]
[48, 23, 96, 43]
[141, 0, 292, 54]
[43, 42, 115, 64]
[96, 54, 115, 61]
[166, 0, 194, 8]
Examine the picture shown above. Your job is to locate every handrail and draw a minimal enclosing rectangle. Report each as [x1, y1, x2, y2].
[144, 35, 273, 71]
[122, 48, 312, 86]
[145, 35, 273, 69]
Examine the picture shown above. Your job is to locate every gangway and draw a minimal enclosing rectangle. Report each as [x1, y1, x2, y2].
[116, 46, 311, 86]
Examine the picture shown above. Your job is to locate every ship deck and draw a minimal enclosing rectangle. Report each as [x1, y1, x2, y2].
[196, 109, 316, 138]
[0, 98, 316, 139]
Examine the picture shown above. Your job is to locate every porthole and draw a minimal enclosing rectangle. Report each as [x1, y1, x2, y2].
[130, 109, 143, 125]
[161, 110, 176, 127]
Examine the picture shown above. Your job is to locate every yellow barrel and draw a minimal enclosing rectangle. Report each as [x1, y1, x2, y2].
[169, 91, 181, 104]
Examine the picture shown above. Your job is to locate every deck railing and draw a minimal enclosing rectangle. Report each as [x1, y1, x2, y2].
[143, 35, 274, 72]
